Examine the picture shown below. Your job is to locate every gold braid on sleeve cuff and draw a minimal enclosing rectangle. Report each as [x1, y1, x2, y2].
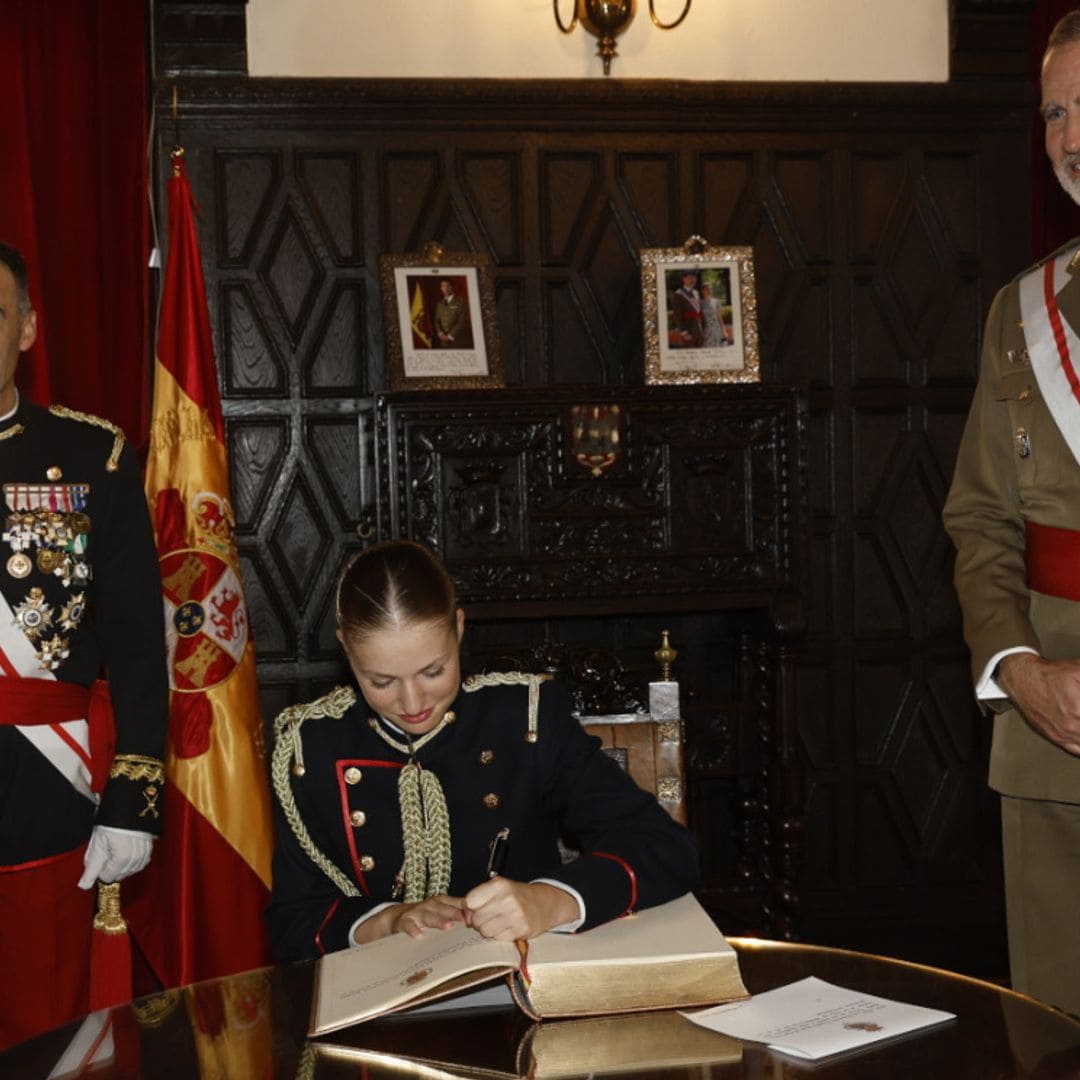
[109, 754, 165, 820]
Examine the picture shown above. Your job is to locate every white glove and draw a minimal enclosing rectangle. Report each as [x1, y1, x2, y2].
[77, 825, 155, 889]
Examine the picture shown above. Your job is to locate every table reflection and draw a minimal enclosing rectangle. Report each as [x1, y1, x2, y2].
[5, 938, 1080, 1079]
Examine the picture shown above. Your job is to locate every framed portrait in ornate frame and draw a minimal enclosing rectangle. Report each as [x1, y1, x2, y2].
[379, 244, 503, 391]
[640, 239, 758, 384]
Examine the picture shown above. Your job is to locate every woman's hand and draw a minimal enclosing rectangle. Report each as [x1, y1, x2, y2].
[353, 895, 467, 944]
[462, 879, 578, 941]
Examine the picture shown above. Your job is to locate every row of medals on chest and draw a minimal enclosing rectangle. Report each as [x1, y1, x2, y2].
[2, 508, 91, 667]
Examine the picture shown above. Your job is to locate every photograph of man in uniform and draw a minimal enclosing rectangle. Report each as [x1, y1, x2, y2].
[668, 269, 704, 348]
[434, 277, 474, 350]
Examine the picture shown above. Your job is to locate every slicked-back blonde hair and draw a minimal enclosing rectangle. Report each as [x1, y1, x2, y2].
[336, 539, 457, 645]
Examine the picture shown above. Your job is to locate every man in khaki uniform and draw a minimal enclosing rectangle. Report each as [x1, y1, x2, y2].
[944, 10, 1080, 1015]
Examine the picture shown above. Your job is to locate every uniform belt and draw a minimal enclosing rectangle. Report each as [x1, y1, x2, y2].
[1025, 520, 1080, 601]
[0, 677, 115, 792]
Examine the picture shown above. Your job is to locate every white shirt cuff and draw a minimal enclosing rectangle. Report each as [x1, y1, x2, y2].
[348, 902, 396, 947]
[532, 878, 585, 932]
[976, 646, 1039, 699]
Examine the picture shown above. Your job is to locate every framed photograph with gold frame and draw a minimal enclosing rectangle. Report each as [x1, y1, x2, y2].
[379, 244, 503, 391]
[641, 239, 758, 384]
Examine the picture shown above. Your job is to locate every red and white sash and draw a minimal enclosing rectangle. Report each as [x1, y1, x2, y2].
[1019, 244, 1080, 466]
[0, 592, 96, 803]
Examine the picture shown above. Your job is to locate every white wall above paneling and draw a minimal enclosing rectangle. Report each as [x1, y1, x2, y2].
[247, 0, 950, 82]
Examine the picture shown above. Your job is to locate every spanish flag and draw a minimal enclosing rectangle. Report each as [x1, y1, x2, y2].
[410, 282, 432, 348]
[125, 150, 272, 986]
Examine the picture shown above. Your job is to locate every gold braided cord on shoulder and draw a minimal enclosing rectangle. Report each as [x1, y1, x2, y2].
[397, 763, 452, 902]
[272, 685, 356, 736]
[462, 671, 550, 743]
[48, 405, 125, 472]
[270, 686, 360, 898]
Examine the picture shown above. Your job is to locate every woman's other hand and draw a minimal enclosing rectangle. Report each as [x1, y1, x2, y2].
[353, 895, 467, 944]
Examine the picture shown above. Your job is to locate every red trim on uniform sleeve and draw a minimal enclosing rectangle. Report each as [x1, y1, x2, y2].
[315, 898, 341, 957]
[592, 851, 637, 915]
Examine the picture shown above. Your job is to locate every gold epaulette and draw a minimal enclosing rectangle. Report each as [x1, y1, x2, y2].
[48, 405, 125, 472]
[463, 671, 551, 743]
[272, 685, 356, 739]
[270, 686, 360, 898]
[1008, 236, 1080, 286]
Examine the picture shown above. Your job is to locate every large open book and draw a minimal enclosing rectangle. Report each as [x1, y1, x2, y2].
[309, 892, 748, 1036]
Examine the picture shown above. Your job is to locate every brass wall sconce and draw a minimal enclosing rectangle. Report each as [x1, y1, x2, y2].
[554, 0, 693, 76]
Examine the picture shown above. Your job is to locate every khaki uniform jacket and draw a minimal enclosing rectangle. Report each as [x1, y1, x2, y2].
[943, 240, 1080, 803]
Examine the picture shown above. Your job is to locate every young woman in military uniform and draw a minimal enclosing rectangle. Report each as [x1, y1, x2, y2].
[266, 539, 699, 960]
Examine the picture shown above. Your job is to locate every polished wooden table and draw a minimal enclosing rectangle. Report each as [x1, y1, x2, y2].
[5, 937, 1080, 1078]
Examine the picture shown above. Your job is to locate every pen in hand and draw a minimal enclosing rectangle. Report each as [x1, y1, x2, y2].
[486, 826, 510, 879]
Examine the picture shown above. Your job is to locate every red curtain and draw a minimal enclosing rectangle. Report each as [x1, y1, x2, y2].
[0, 0, 151, 449]
[1031, 1, 1080, 258]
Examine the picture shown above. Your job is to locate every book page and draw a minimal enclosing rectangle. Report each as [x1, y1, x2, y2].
[681, 976, 955, 1060]
[311, 925, 517, 1035]
[528, 893, 735, 968]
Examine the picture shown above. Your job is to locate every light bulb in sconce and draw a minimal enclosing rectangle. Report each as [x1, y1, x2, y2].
[554, 0, 693, 76]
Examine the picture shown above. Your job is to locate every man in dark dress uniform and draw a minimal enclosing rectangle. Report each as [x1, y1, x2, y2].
[0, 243, 169, 1048]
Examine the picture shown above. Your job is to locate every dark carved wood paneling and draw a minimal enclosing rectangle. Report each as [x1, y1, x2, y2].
[374, 387, 803, 615]
[153, 73, 1034, 976]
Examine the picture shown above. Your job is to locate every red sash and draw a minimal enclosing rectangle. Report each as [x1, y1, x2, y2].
[0, 678, 115, 793]
[1025, 520, 1080, 602]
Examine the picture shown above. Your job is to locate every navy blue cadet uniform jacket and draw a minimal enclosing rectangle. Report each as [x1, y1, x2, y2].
[266, 675, 700, 961]
[0, 400, 168, 866]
